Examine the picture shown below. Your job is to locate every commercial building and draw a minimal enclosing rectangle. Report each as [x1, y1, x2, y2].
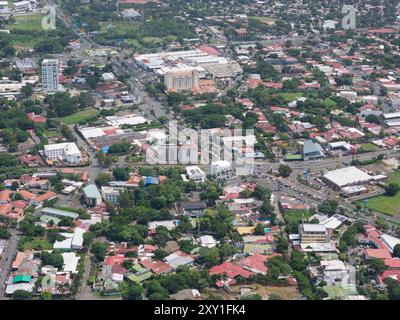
[303, 140, 324, 161]
[41, 59, 60, 92]
[43, 142, 82, 164]
[186, 166, 206, 182]
[40, 207, 79, 220]
[380, 234, 400, 253]
[323, 166, 373, 189]
[101, 186, 121, 205]
[299, 224, 330, 243]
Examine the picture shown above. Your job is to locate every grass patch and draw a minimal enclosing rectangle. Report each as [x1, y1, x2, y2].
[142, 36, 163, 45]
[6, 14, 45, 32]
[100, 21, 140, 37]
[356, 193, 400, 217]
[321, 98, 337, 108]
[18, 237, 53, 251]
[360, 143, 379, 152]
[59, 108, 99, 124]
[43, 130, 60, 138]
[249, 16, 276, 25]
[284, 209, 312, 223]
[387, 171, 400, 187]
[278, 92, 304, 103]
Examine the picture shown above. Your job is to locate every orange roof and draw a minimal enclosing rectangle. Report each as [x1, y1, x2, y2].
[0, 190, 12, 203]
[33, 191, 57, 203]
[0, 203, 12, 216]
[365, 248, 392, 259]
[18, 190, 36, 201]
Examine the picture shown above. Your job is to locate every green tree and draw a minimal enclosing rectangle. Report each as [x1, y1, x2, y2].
[393, 244, 400, 258]
[278, 164, 292, 177]
[91, 241, 108, 261]
[121, 282, 143, 300]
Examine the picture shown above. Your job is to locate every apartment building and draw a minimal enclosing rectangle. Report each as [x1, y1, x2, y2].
[164, 68, 200, 92]
[43, 143, 82, 164]
[41, 59, 60, 92]
[101, 186, 121, 205]
[299, 224, 330, 243]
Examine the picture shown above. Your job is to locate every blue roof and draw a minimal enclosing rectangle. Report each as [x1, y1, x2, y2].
[101, 146, 110, 154]
[145, 177, 159, 185]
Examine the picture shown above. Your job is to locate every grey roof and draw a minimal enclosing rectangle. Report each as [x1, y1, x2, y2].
[303, 140, 323, 155]
[83, 184, 102, 199]
[180, 201, 207, 210]
[41, 207, 79, 219]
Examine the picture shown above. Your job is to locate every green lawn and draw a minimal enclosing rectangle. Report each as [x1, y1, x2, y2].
[100, 21, 139, 35]
[321, 98, 337, 108]
[18, 237, 52, 251]
[59, 108, 99, 125]
[6, 14, 45, 32]
[358, 193, 400, 217]
[387, 171, 400, 187]
[249, 16, 276, 25]
[142, 36, 163, 45]
[284, 209, 312, 222]
[360, 143, 379, 152]
[43, 130, 60, 138]
[278, 92, 304, 103]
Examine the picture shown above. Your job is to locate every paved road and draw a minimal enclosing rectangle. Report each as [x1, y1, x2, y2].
[0, 230, 21, 299]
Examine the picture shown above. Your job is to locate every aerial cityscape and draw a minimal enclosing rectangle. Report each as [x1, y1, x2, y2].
[1, 0, 400, 302]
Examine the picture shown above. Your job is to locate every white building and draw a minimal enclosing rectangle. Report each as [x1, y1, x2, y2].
[13, 0, 35, 12]
[41, 59, 60, 92]
[210, 160, 232, 177]
[323, 166, 373, 189]
[101, 186, 121, 205]
[44, 142, 82, 164]
[300, 224, 330, 243]
[196, 235, 219, 248]
[186, 166, 206, 182]
[320, 260, 354, 287]
[62, 252, 80, 274]
[53, 227, 85, 250]
[381, 234, 400, 253]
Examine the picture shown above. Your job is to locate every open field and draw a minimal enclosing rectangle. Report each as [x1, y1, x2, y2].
[357, 193, 400, 217]
[360, 143, 379, 152]
[6, 14, 45, 32]
[249, 16, 277, 25]
[58, 108, 99, 124]
[226, 283, 302, 300]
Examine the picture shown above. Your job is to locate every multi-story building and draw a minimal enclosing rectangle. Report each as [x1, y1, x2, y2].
[43, 143, 82, 164]
[101, 186, 121, 205]
[299, 224, 330, 243]
[164, 68, 199, 92]
[41, 59, 59, 92]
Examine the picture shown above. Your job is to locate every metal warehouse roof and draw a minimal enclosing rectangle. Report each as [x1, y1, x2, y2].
[83, 184, 102, 199]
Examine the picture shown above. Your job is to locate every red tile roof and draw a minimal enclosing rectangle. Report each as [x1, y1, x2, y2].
[378, 270, 400, 284]
[140, 259, 173, 275]
[364, 248, 392, 260]
[33, 191, 57, 204]
[209, 261, 254, 279]
[239, 253, 268, 274]
[384, 258, 400, 269]
[104, 254, 125, 266]
[0, 190, 12, 203]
